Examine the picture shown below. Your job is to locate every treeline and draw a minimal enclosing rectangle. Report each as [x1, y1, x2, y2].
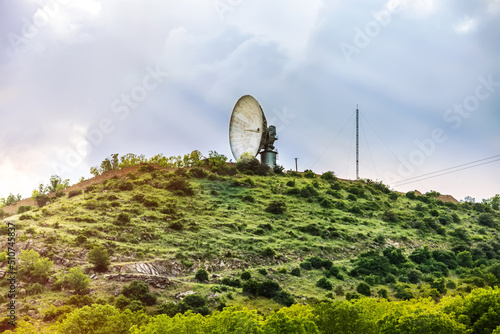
[4, 287, 500, 333]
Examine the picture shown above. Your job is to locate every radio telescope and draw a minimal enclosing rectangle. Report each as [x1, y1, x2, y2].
[229, 95, 278, 167]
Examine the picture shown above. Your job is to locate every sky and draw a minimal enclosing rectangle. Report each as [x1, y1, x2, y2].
[0, 0, 499, 202]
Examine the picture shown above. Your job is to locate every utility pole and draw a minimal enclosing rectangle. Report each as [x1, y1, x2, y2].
[294, 158, 298, 172]
[356, 105, 359, 180]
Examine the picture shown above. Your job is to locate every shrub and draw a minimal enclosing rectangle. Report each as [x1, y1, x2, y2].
[356, 282, 371, 296]
[258, 268, 268, 275]
[304, 169, 316, 178]
[241, 271, 252, 280]
[300, 261, 313, 271]
[478, 213, 496, 227]
[27, 282, 44, 295]
[115, 212, 131, 226]
[121, 280, 157, 306]
[409, 246, 431, 264]
[320, 171, 336, 181]
[316, 277, 333, 290]
[181, 294, 209, 315]
[290, 268, 301, 277]
[262, 247, 276, 257]
[221, 277, 241, 287]
[195, 268, 209, 282]
[457, 251, 473, 268]
[87, 245, 110, 272]
[407, 269, 422, 284]
[242, 279, 259, 296]
[406, 191, 416, 199]
[258, 280, 282, 298]
[382, 210, 399, 222]
[308, 256, 324, 269]
[189, 167, 207, 178]
[18, 249, 53, 283]
[118, 181, 134, 191]
[165, 177, 194, 196]
[17, 205, 32, 214]
[115, 294, 131, 310]
[265, 200, 286, 214]
[274, 290, 294, 306]
[345, 292, 361, 301]
[68, 189, 83, 198]
[378, 288, 389, 299]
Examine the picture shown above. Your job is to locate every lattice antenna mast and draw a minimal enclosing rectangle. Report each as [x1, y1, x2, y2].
[356, 105, 359, 180]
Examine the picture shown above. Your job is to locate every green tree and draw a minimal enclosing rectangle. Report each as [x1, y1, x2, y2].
[194, 268, 209, 282]
[56, 304, 147, 334]
[87, 245, 110, 272]
[457, 251, 473, 268]
[47, 175, 70, 193]
[18, 249, 53, 283]
[64, 266, 90, 294]
[380, 310, 468, 334]
[263, 304, 319, 334]
[356, 282, 371, 296]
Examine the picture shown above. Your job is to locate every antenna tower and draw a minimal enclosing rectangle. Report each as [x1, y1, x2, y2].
[356, 105, 359, 180]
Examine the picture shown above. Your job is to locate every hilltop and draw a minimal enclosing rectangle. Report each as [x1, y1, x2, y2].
[1, 152, 500, 333]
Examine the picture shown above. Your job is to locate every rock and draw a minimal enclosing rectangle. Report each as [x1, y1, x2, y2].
[90, 274, 96, 279]
[53, 300, 64, 307]
[175, 291, 196, 300]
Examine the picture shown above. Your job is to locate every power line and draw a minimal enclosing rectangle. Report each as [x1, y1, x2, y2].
[392, 155, 500, 186]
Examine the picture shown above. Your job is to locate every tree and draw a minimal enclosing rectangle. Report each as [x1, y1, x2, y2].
[18, 249, 53, 283]
[64, 266, 91, 294]
[32, 183, 50, 207]
[457, 251, 473, 268]
[356, 282, 371, 296]
[47, 175, 70, 193]
[56, 304, 148, 334]
[195, 268, 209, 282]
[87, 245, 110, 272]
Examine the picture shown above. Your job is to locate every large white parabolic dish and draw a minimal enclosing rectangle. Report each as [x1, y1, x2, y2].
[229, 95, 267, 161]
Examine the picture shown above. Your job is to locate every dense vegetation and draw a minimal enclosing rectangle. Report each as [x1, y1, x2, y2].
[1, 151, 499, 333]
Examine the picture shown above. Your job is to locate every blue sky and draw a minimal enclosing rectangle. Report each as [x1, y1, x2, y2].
[0, 0, 499, 202]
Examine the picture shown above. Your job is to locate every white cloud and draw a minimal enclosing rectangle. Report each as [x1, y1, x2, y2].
[453, 16, 477, 34]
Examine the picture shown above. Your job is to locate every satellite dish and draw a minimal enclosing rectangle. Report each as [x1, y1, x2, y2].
[229, 95, 278, 167]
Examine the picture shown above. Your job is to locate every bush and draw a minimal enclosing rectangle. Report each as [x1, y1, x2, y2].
[258, 280, 282, 298]
[478, 213, 496, 227]
[457, 251, 473, 268]
[221, 278, 241, 288]
[290, 268, 301, 277]
[115, 212, 131, 226]
[378, 288, 389, 299]
[382, 210, 399, 222]
[356, 282, 371, 296]
[17, 205, 32, 214]
[258, 268, 268, 276]
[195, 268, 209, 282]
[265, 200, 286, 214]
[68, 189, 83, 198]
[189, 167, 207, 178]
[27, 282, 44, 295]
[242, 279, 260, 296]
[320, 171, 336, 181]
[406, 191, 416, 199]
[241, 271, 252, 280]
[236, 153, 271, 175]
[87, 245, 110, 272]
[64, 266, 91, 294]
[165, 177, 194, 196]
[274, 290, 294, 306]
[18, 249, 53, 283]
[300, 261, 313, 271]
[316, 277, 333, 290]
[262, 247, 276, 257]
[118, 181, 134, 191]
[345, 292, 361, 301]
[121, 280, 157, 306]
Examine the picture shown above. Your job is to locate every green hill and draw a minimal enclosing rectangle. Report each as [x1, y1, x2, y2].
[1, 152, 500, 333]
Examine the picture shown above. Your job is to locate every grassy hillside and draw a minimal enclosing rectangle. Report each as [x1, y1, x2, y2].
[1, 155, 500, 332]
